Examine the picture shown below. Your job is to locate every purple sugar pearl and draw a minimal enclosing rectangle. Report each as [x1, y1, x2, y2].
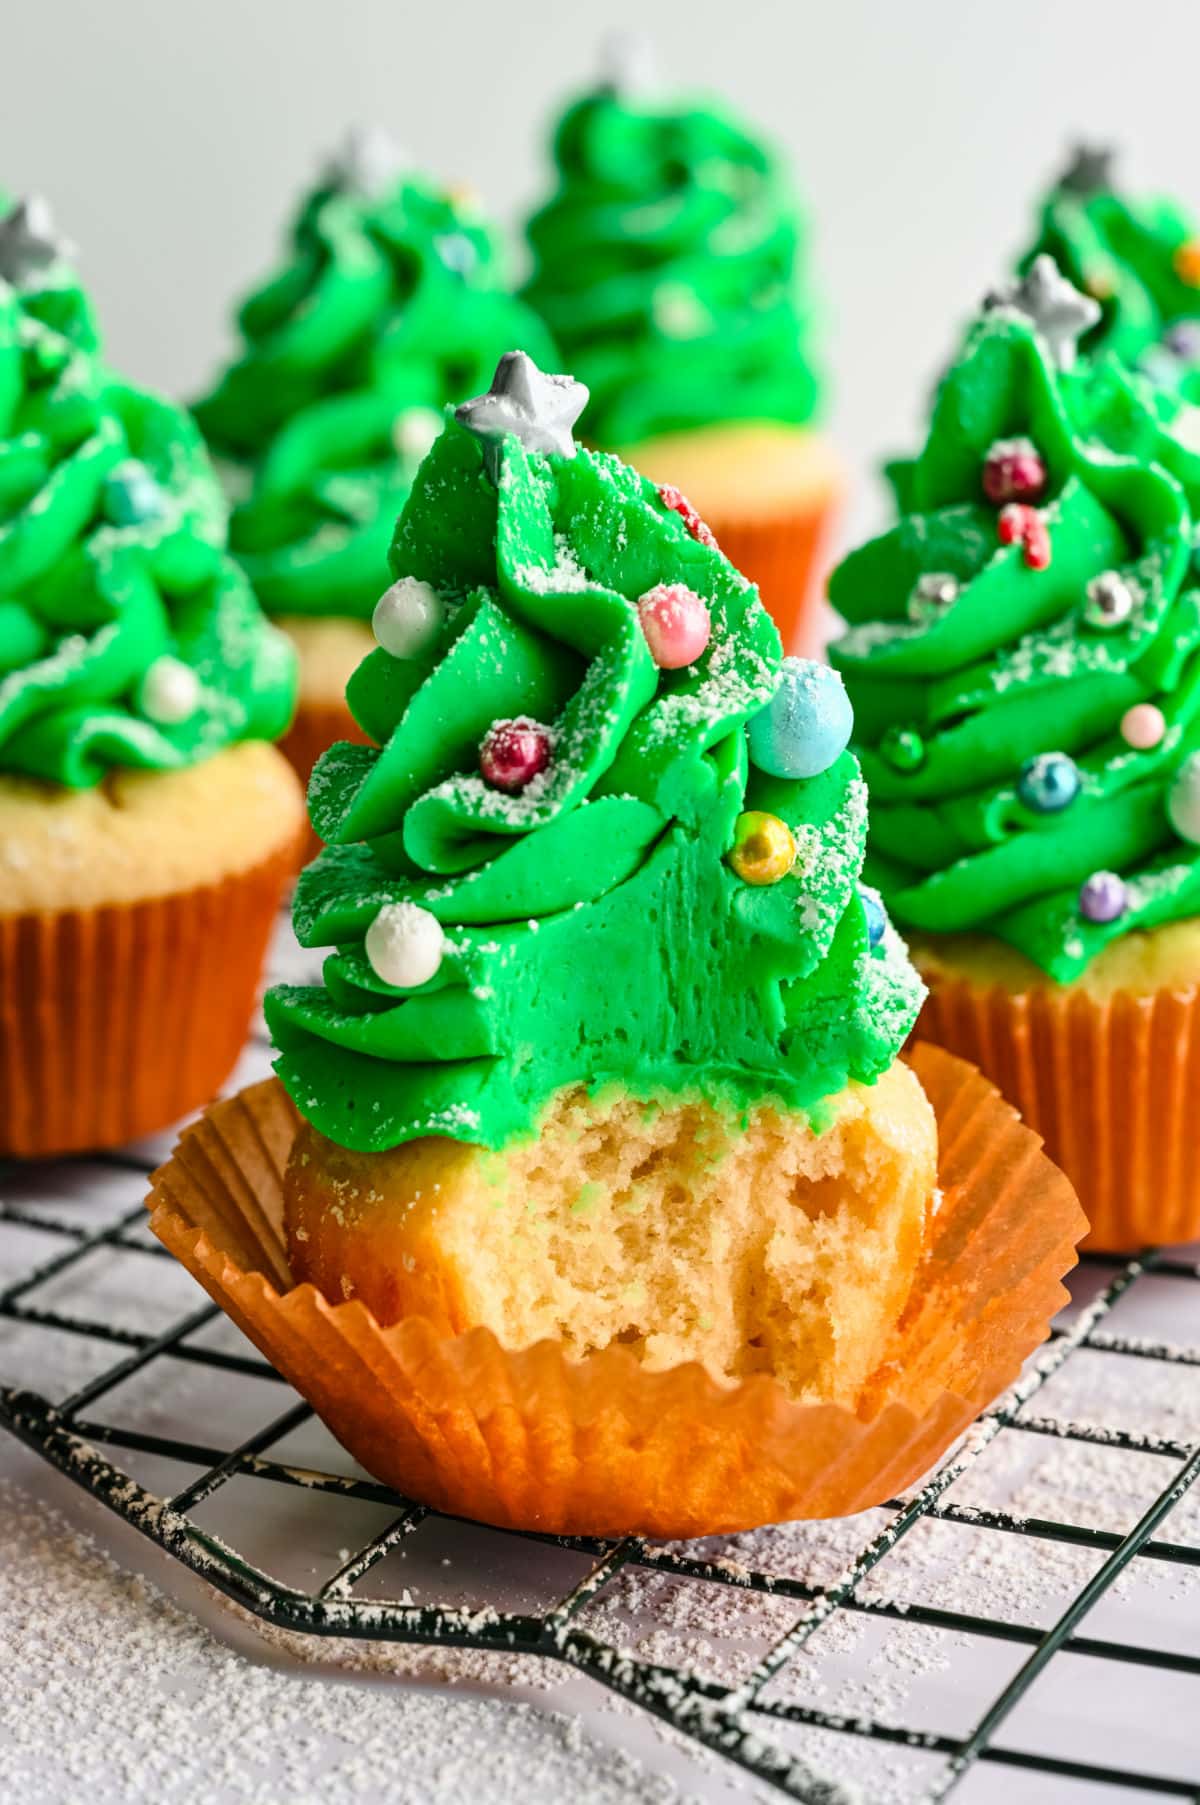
[1079, 870, 1127, 924]
[1166, 321, 1200, 360]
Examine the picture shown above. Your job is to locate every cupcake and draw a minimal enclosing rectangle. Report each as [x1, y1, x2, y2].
[267, 350, 931, 1397]
[0, 198, 303, 1158]
[139, 349, 1087, 1539]
[192, 128, 557, 791]
[521, 45, 839, 655]
[830, 261, 1200, 1249]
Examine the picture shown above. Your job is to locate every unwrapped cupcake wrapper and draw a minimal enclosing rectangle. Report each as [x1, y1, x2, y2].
[146, 1043, 1084, 1538]
[918, 974, 1200, 1252]
[713, 488, 840, 660]
[0, 844, 295, 1159]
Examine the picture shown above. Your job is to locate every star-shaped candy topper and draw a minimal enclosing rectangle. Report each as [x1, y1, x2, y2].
[321, 125, 408, 200]
[455, 351, 589, 484]
[985, 254, 1101, 372]
[1057, 141, 1117, 198]
[0, 196, 73, 288]
[598, 30, 657, 99]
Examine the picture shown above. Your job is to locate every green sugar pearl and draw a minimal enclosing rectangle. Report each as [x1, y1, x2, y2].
[881, 725, 927, 773]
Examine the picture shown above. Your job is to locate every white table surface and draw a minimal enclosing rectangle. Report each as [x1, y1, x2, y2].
[2, 922, 1199, 1805]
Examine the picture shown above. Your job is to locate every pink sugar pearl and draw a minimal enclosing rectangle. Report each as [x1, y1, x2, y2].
[1120, 703, 1166, 750]
[637, 583, 712, 669]
[479, 718, 551, 792]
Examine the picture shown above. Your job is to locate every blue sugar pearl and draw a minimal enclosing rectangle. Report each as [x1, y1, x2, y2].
[1017, 751, 1080, 814]
[104, 459, 165, 527]
[860, 884, 887, 952]
[747, 657, 854, 780]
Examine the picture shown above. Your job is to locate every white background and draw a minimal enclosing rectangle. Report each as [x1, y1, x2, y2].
[6, 0, 1200, 537]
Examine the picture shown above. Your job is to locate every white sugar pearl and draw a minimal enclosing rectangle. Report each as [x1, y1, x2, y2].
[1167, 752, 1200, 844]
[139, 655, 200, 725]
[392, 406, 443, 465]
[372, 577, 443, 659]
[365, 902, 445, 989]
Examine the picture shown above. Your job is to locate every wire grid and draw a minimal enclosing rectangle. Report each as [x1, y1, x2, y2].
[2, 993, 1200, 1800]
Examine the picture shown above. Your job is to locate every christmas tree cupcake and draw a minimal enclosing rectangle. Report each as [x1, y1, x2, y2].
[149, 353, 1085, 1536]
[522, 43, 839, 654]
[193, 128, 556, 788]
[0, 198, 303, 1157]
[267, 348, 931, 1375]
[831, 260, 1200, 1249]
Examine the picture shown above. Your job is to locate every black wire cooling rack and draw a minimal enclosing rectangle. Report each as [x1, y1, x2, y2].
[3, 1074, 1200, 1799]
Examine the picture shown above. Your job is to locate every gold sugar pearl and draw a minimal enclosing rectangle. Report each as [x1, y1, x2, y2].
[1175, 241, 1200, 287]
[729, 811, 797, 885]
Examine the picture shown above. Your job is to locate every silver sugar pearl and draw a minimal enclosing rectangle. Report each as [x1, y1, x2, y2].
[907, 571, 960, 625]
[1083, 570, 1136, 630]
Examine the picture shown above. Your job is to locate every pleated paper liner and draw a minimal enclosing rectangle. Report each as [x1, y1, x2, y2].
[0, 841, 297, 1159]
[917, 971, 1200, 1252]
[714, 488, 840, 661]
[146, 1043, 1084, 1538]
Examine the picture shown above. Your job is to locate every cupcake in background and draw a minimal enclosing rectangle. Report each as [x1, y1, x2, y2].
[522, 40, 840, 654]
[0, 197, 303, 1157]
[193, 127, 557, 787]
[830, 259, 1200, 1249]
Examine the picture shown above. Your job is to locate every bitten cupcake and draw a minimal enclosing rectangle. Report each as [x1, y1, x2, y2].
[193, 128, 556, 790]
[521, 45, 839, 654]
[150, 353, 1084, 1536]
[0, 198, 303, 1158]
[831, 261, 1200, 1249]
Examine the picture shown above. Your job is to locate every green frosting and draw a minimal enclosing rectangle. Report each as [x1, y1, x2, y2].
[266, 398, 918, 1154]
[0, 219, 296, 788]
[830, 302, 1200, 983]
[193, 152, 557, 619]
[1024, 148, 1200, 367]
[522, 84, 819, 445]
[1018, 150, 1200, 511]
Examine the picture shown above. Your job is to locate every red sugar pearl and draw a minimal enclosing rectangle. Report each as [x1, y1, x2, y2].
[656, 483, 719, 550]
[998, 503, 1052, 571]
[983, 441, 1048, 506]
[479, 718, 551, 793]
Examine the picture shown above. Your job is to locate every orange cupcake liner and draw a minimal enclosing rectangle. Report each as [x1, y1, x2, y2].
[917, 973, 1200, 1252]
[146, 1043, 1084, 1538]
[712, 485, 841, 660]
[0, 841, 297, 1159]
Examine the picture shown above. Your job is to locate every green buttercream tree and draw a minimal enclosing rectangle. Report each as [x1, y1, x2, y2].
[522, 63, 819, 445]
[266, 352, 919, 1154]
[1018, 144, 1200, 509]
[831, 261, 1200, 982]
[1024, 144, 1200, 367]
[0, 198, 294, 788]
[193, 128, 557, 618]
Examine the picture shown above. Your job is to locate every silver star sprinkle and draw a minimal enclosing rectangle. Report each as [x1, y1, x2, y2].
[599, 30, 657, 97]
[455, 351, 589, 484]
[321, 126, 408, 199]
[1057, 142, 1116, 198]
[0, 196, 73, 288]
[986, 254, 1101, 371]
